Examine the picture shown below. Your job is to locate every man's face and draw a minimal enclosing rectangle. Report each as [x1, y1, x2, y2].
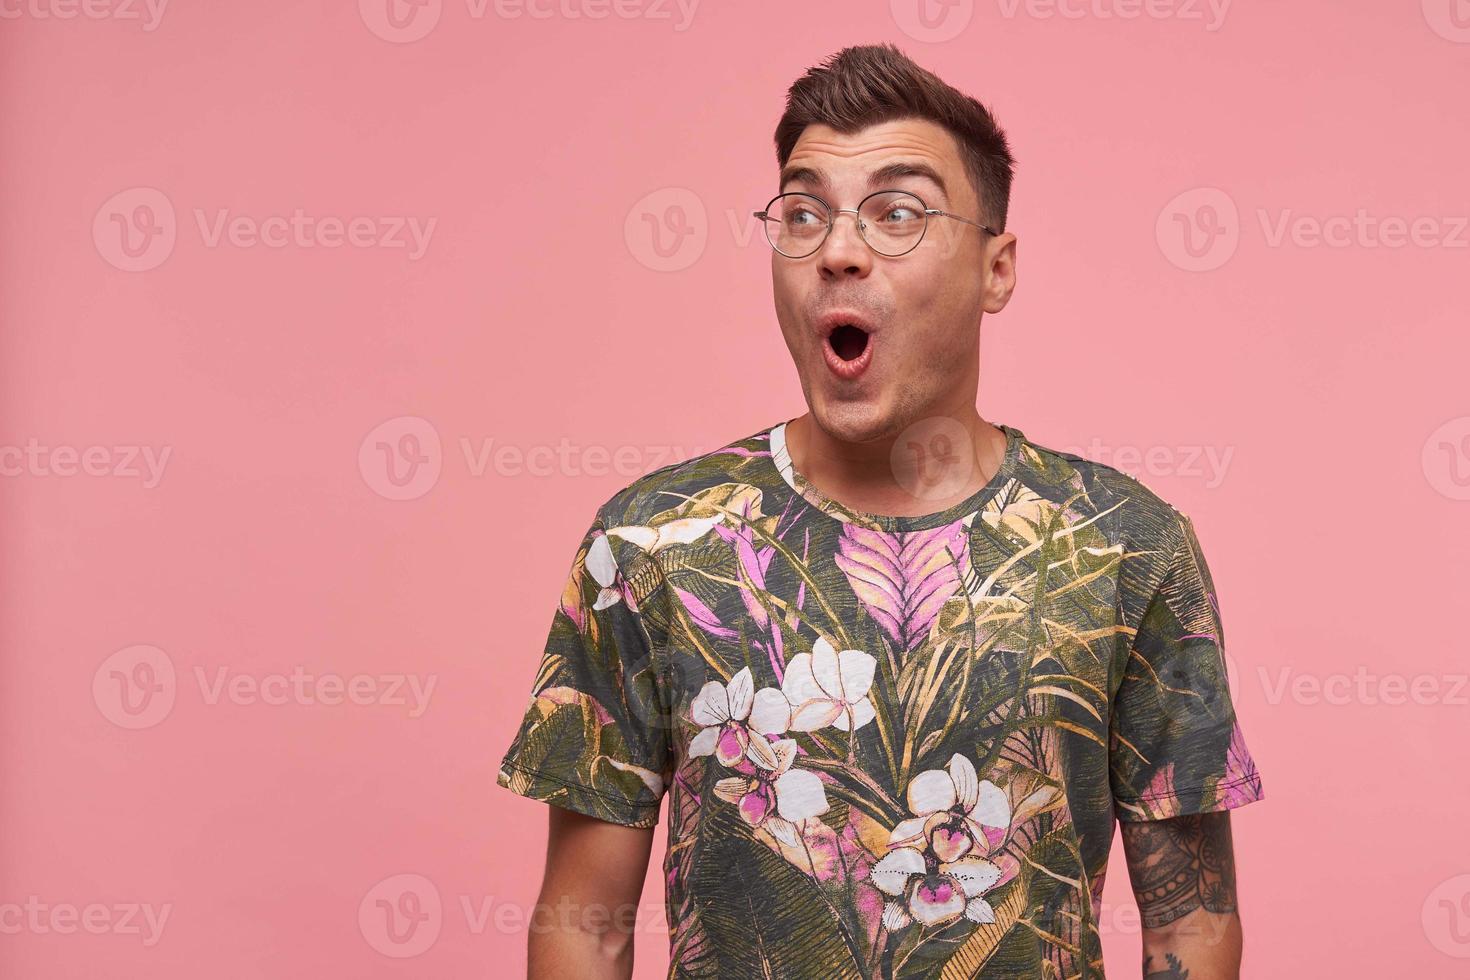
[770, 117, 1016, 443]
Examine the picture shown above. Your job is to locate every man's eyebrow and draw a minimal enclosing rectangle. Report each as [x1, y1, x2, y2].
[778, 161, 949, 199]
[778, 165, 826, 191]
[869, 161, 948, 198]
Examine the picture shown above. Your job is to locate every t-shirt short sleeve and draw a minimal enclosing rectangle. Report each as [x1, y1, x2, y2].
[1110, 512, 1264, 823]
[496, 510, 673, 828]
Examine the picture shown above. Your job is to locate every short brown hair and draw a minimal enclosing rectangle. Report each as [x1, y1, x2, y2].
[773, 43, 1016, 231]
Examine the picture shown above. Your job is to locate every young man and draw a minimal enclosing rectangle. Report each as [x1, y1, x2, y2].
[497, 43, 1264, 979]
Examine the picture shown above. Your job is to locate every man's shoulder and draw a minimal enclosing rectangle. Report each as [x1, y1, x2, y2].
[1010, 426, 1193, 555]
[593, 422, 780, 530]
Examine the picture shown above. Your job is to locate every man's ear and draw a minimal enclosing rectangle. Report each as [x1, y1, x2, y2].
[982, 232, 1018, 314]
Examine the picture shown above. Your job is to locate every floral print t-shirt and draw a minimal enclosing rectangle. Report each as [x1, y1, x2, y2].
[497, 419, 1264, 979]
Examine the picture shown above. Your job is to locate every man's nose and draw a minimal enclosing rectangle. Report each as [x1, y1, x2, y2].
[818, 209, 873, 278]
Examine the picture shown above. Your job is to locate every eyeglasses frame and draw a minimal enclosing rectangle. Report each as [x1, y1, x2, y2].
[752, 189, 1000, 258]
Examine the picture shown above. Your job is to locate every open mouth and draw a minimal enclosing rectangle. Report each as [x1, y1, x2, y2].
[820, 317, 875, 380]
[827, 323, 870, 361]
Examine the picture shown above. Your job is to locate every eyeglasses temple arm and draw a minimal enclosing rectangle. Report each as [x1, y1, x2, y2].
[925, 208, 1000, 237]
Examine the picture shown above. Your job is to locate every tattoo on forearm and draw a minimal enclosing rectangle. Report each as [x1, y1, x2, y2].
[1143, 952, 1189, 978]
[1121, 811, 1237, 928]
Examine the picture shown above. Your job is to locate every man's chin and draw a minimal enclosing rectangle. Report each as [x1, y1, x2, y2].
[807, 395, 896, 445]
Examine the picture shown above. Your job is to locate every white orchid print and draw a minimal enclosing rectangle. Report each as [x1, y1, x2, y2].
[585, 515, 724, 611]
[889, 752, 1013, 861]
[687, 666, 791, 767]
[583, 533, 631, 611]
[608, 515, 724, 554]
[712, 736, 829, 848]
[867, 753, 1014, 929]
[781, 637, 878, 732]
[868, 838, 1004, 929]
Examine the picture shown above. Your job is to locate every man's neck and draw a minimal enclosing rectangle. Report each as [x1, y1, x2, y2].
[785, 408, 1008, 519]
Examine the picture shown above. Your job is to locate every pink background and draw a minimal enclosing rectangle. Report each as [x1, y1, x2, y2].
[3, 1, 1467, 977]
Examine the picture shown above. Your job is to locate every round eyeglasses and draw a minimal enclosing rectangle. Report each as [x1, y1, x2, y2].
[753, 190, 999, 258]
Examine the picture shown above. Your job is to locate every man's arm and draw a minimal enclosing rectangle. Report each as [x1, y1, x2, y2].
[1120, 811, 1242, 979]
[528, 807, 656, 980]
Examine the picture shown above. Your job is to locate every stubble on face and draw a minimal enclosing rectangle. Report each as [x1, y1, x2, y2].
[770, 118, 991, 448]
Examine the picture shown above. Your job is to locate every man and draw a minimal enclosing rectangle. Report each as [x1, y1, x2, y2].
[497, 43, 1264, 979]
